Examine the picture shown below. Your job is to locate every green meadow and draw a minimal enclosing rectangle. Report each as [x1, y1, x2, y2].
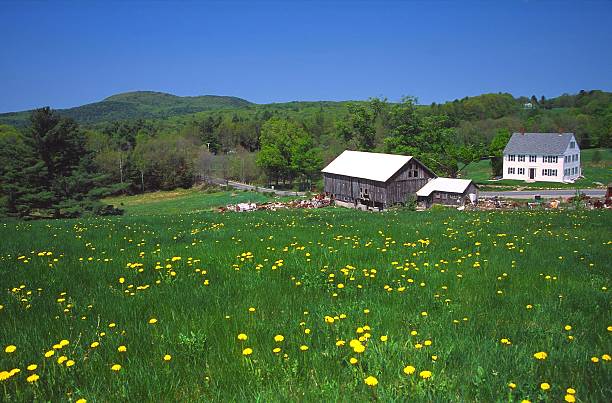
[1, 195, 611, 402]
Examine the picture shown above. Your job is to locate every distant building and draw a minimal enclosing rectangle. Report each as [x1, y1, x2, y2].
[416, 178, 479, 208]
[523, 102, 534, 109]
[321, 150, 436, 210]
[502, 132, 581, 183]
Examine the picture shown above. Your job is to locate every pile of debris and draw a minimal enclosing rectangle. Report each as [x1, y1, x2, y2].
[220, 194, 332, 212]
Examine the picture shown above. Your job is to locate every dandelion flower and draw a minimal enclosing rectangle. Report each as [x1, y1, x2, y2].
[4, 345, 16, 353]
[57, 356, 68, 365]
[242, 347, 253, 356]
[601, 354, 611, 361]
[148, 318, 158, 324]
[419, 370, 432, 379]
[349, 357, 358, 365]
[27, 364, 37, 371]
[237, 333, 248, 341]
[380, 335, 388, 342]
[540, 382, 550, 391]
[76, 399, 87, 403]
[335, 340, 345, 347]
[26, 374, 39, 383]
[591, 356, 599, 363]
[274, 334, 284, 342]
[248, 307, 256, 313]
[272, 347, 281, 353]
[508, 382, 516, 389]
[300, 345, 309, 351]
[403, 365, 415, 375]
[564, 325, 572, 331]
[117, 345, 127, 353]
[163, 354, 171, 361]
[533, 351, 548, 360]
[44, 350, 55, 358]
[566, 388, 576, 395]
[364, 375, 378, 386]
[59, 339, 69, 347]
[90, 341, 99, 348]
[65, 360, 75, 367]
[111, 364, 122, 371]
[564, 395, 576, 403]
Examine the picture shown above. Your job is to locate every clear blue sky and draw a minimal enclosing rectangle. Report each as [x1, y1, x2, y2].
[1, 0, 611, 112]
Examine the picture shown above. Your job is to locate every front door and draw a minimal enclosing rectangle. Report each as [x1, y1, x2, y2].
[529, 168, 536, 180]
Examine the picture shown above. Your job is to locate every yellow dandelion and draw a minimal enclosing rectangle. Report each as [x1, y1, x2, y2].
[44, 350, 55, 358]
[403, 365, 415, 375]
[508, 382, 516, 389]
[65, 360, 75, 367]
[335, 340, 345, 347]
[148, 318, 158, 324]
[76, 399, 87, 403]
[27, 364, 37, 371]
[349, 357, 358, 365]
[564, 395, 576, 403]
[564, 325, 572, 331]
[272, 347, 281, 353]
[419, 370, 432, 379]
[26, 374, 39, 383]
[300, 345, 309, 351]
[237, 333, 248, 341]
[566, 388, 576, 395]
[90, 341, 99, 348]
[242, 347, 253, 356]
[4, 345, 16, 353]
[591, 356, 599, 363]
[163, 354, 172, 361]
[380, 335, 388, 342]
[117, 345, 127, 353]
[540, 382, 550, 391]
[57, 356, 67, 365]
[274, 334, 284, 342]
[533, 351, 548, 360]
[601, 354, 611, 361]
[111, 364, 121, 371]
[364, 375, 378, 386]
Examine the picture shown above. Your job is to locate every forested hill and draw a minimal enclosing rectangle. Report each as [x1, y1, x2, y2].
[0, 91, 252, 126]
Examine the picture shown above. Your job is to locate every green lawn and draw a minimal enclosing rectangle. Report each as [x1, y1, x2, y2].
[1, 197, 611, 401]
[103, 188, 285, 216]
[460, 148, 612, 189]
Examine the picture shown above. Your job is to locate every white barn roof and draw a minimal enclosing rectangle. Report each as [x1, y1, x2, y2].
[416, 178, 474, 197]
[321, 150, 413, 182]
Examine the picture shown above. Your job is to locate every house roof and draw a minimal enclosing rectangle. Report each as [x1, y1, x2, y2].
[503, 133, 575, 155]
[321, 150, 414, 182]
[416, 178, 475, 197]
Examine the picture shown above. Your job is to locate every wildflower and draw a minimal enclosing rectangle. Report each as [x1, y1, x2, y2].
[111, 364, 121, 371]
[421, 311, 428, 317]
[76, 399, 87, 403]
[410, 330, 418, 336]
[274, 334, 284, 342]
[564, 325, 572, 331]
[380, 335, 388, 342]
[117, 345, 127, 353]
[57, 356, 68, 364]
[300, 345, 309, 351]
[90, 341, 99, 348]
[540, 382, 550, 391]
[27, 364, 37, 371]
[242, 347, 253, 356]
[0, 371, 10, 381]
[566, 388, 576, 395]
[148, 318, 158, 324]
[66, 360, 75, 367]
[272, 347, 281, 353]
[602, 354, 611, 361]
[403, 365, 415, 375]
[44, 350, 55, 358]
[419, 370, 432, 379]
[353, 343, 365, 353]
[349, 357, 358, 365]
[431, 355, 438, 361]
[335, 340, 345, 347]
[526, 304, 533, 309]
[508, 382, 516, 389]
[533, 351, 548, 360]
[163, 354, 172, 361]
[248, 307, 256, 313]
[59, 339, 69, 347]
[500, 338, 511, 345]
[564, 395, 576, 403]
[237, 333, 248, 341]
[4, 345, 16, 353]
[364, 375, 378, 386]
[591, 356, 599, 363]
[26, 374, 39, 383]
[424, 340, 432, 346]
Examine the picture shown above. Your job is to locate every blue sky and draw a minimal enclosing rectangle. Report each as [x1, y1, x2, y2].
[1, 0, 611, 112]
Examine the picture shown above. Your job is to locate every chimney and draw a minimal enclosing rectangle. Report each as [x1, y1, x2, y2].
[519, 127, 525, 135]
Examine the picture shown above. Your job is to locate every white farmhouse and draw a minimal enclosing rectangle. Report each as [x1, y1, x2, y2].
[502, 132, 581, 183]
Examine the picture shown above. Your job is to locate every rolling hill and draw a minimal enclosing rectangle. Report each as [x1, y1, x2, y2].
[0, 91, 252, 126]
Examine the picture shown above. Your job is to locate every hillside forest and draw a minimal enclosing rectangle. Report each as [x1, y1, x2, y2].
[0, 90, 610, 218]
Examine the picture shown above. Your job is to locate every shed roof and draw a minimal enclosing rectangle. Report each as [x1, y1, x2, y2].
[503, 133, 575, 155]
[416, 178, 475, 197]
[321, 150, 414, 182]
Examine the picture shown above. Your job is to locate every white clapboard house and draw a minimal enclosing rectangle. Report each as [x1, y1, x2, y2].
[502, 132, 581, 183]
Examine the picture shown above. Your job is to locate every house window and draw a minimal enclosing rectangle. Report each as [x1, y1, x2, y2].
[518, 168, 525, 175]
[508, 154, 515, 161]
[543, 169, 558, 177]
[570, 141, 575, 149]
[508, 167, 515, 174]
[543, 156, 558, 163]
[529, 155, 537, 162]
[440, 193, 447, 199]
[518, 155, 525, 162]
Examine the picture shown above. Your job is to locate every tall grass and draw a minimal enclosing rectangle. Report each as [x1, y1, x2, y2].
[0, 208, 610, 401]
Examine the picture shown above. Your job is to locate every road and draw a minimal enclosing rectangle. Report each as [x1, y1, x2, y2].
[481, 189, 606, 199]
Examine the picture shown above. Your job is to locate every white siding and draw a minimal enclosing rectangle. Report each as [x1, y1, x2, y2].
[502, 136, 581, 183]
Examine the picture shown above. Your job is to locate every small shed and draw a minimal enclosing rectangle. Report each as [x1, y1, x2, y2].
[416, 178, 479, 208]
[322, 150, 436, 210]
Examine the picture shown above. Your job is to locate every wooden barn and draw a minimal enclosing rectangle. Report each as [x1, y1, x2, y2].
[416, 178, 479, 208]
[321, 150, 436, 210]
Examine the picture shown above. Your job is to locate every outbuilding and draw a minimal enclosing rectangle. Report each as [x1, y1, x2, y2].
[416, 178, 479, 208]
[322, 150, 436, 210]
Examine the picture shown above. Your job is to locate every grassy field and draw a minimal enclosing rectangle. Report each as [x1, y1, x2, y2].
[1, 195, 611, 402]
[460, 148, 612, 189]
[103, 188, 285, 216]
